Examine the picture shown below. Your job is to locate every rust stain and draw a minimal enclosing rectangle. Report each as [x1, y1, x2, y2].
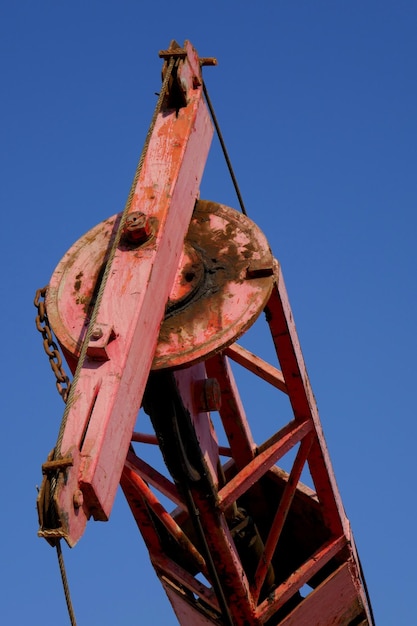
[156, 200, 274, 368]
[74, 271, 83, 293]
[47, 199, 273, 372]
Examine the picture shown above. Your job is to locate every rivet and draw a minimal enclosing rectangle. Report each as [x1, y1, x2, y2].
[91, 328, 103, 341]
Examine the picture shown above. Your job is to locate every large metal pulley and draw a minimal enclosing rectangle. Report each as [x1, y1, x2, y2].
[46, 200, 274, 369]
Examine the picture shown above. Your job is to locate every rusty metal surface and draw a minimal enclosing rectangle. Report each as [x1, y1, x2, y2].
[45, 200, 274, 371]
[157, 200, 274, 368]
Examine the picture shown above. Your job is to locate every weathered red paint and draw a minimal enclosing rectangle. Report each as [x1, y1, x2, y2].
[217, 419, 313, 512]
[121, 269, 374, 624]
[225, 342, 287, 393]
[251, 433, 314, 602]
[38, 40, 214, 547]
[256, 536, 349, 622]
[265, 268, 349, 538]
[172, 364, 260, 625]
[122, 463, 208, 576]
[38, 40, 374, 625]
[124, 449, 182, 507]
[277, 561, 368, 626]
[47, 200, 274, 371]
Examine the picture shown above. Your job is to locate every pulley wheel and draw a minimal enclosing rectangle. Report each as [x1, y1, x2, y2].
[46, 200, 274, 369]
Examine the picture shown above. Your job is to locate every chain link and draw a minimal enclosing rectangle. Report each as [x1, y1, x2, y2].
[34, 287, 71, 403]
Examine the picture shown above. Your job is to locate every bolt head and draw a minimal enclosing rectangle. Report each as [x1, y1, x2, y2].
[73, 489, 84, 509]
[91, 328, 103, 341]
[122, 211, 152, 244]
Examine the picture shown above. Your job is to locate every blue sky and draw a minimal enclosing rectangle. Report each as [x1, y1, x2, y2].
[1, 2, 416, 624]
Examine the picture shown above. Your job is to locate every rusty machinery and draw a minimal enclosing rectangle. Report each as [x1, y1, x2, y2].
[36, 40, 374, 626]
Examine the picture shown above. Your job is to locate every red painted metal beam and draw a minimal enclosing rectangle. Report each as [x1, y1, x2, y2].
[124, 449, 183, 508]
[266, 268, 348, 538]
[217, 419, 313, 512]
[121, 463, 208, 577]
[277, 560, 370, 626]
[256, 535, 348, 622]
[251, 433, 314, 602]
[38, 40, 214, 547]
[225, 342, 287, 393]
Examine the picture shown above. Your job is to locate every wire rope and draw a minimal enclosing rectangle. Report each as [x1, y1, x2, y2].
[203, 81, 248, 217]
[56, 540, 77, 626]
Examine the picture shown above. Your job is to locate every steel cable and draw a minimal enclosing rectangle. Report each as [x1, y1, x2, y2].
[56, 540, 77, 626]
[203, 81, 248, 216]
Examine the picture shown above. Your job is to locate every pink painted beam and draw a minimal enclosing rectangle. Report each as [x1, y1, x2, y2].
[40, 42, 214, 547]
[173, 363, 219, 486]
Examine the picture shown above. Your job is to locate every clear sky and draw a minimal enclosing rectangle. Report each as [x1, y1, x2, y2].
[1, 2, 416, 625]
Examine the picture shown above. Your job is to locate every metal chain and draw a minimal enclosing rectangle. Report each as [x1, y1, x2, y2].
[34, 286, 71, 403]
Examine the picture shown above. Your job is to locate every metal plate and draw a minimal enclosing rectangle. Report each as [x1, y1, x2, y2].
[46, 200, 274, 369]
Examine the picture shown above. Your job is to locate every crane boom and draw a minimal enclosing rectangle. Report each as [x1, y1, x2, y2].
[36, 40, 374, 625]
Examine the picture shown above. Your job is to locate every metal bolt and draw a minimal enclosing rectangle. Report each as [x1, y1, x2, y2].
[90, 327, 103, 341]
[122, 211, 152, 244]
[73, 489, 84, 509]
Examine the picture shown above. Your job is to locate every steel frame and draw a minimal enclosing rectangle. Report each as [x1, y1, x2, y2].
[37, 39, 374, 625]
[121, 268, 374, 625]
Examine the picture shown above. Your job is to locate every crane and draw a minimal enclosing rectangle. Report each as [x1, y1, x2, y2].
[35, 40, 374, 625]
